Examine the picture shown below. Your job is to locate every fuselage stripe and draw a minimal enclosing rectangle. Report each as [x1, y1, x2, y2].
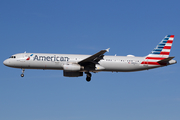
[145, 57, 165, 60]
[141, 61, 167, 66]
[141, 61, 160, 65]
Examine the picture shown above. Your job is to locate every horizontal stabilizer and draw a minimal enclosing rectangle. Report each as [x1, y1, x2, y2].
[158, 56, 175, 64]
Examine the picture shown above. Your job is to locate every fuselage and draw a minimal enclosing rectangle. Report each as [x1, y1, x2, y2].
[3, 53, 174, 72]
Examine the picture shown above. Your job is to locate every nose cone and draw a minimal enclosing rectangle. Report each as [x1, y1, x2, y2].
[3, 59, 9, 66]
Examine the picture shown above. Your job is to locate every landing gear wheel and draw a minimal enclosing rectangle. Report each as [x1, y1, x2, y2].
[85, 72, 92, 82]
[21, 69, 25, 77]
[86, 76, 91, 82]
[21, 74, 24, 77]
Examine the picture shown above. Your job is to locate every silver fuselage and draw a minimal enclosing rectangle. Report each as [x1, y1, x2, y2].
[3, 53, 176, 72]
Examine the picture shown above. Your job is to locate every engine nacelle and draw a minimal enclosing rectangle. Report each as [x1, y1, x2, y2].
[63, 71, 83, 77]
[63, 64, 82, 71]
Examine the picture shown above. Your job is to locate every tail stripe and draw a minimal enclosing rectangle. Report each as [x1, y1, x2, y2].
[160, 52, 170, 55]
[152, 51, 161, 54]
[166, 40, 173, 43]
[162, 49, 170, 52]
[163, 46, 171, 49]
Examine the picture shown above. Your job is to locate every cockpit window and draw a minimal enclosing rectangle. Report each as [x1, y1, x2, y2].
[9, 56, 16, 58]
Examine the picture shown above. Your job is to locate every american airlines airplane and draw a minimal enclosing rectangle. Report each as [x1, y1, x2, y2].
[3, 35, 177, 82]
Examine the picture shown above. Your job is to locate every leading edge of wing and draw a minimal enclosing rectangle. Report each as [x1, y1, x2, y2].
[78, 48, 110, 65]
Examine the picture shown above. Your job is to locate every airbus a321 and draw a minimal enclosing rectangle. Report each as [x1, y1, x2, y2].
[3, 35, 177, 82]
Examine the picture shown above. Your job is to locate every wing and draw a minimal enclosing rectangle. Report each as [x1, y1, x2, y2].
[78, 48, 110, 66]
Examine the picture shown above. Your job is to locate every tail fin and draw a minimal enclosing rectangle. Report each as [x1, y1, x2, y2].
[141, 35, 175, 66]
[147, 35, 174, 58]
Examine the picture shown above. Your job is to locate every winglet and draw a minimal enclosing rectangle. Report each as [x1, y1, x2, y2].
[106, 48, 110, 52]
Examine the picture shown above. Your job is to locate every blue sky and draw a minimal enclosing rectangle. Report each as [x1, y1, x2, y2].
[0, 0, 180, 120]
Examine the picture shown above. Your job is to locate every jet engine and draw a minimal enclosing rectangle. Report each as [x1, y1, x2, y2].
[63, 64, 84, 77]
[63, 71, 83, 77]
[63, 64, 83, 71]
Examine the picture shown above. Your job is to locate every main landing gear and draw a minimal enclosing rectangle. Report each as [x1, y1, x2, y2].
[21, 69, 25, 77]
[85, 72, 92, 82]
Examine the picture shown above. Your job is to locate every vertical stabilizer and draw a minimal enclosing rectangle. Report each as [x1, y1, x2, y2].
[147, 35, 174, 58]
[141, 35, 175, 65]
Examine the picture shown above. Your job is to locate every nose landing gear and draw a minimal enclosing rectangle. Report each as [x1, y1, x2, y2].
[21, 69, 25, 77]
[85, 72, 92, 82]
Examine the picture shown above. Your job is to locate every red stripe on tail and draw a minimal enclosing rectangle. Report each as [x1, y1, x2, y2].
[163, 46, 171, 49]
[166, 40, 173, 43]
[160, 52, 170, 55]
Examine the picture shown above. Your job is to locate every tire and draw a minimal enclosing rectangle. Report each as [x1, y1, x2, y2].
[86, 77, 91, 82]
[21, 74, 24, 77]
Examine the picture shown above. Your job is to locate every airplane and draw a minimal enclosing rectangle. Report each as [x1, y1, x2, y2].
[3, 35, 177, 82]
